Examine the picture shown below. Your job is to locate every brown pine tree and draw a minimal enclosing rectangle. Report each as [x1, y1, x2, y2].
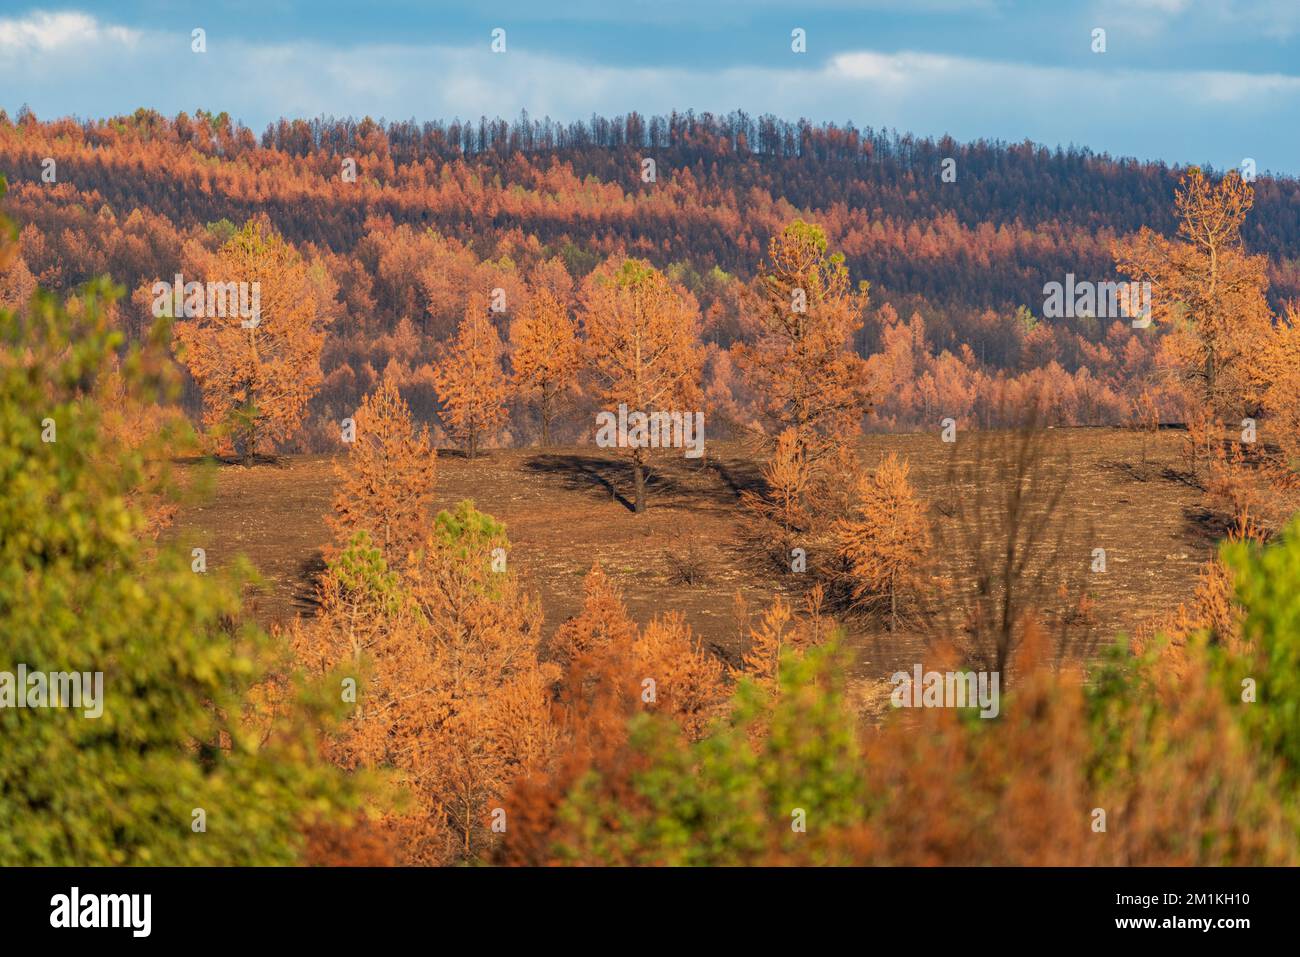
[552, 565, 727, 741]
[171, 219, 333, 463]
[580, 258, 704, 513]
[1258, 305, 1300, 472]
[739, 587, 831, 699]
[510, 286, 581, 446]
[550, 563, 638, 668]
[433, 295, 509, 458]
[291, 503, 558, 865]
[0, 242, 35, 314]
[1132, 523, 1258, 679]
[737, 219, 873, 464]
[403, 506, 558, 863]
[329, 375, 437, 565]
[1114, 169, 1273, 418]
[740, 426, 813, 566]
[633, 613, 727, 741]
[834, 453, 931, 630]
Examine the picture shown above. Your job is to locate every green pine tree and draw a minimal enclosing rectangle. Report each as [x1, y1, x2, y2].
[0, 184, 358, 864]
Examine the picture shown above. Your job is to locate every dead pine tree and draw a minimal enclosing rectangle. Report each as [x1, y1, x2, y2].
[579, 258, 703, 514]
[434, 293, 509, 459]
[510, 285, 581, 447]
[834, 452, 931, 631]
[925, 392, 1099, 682]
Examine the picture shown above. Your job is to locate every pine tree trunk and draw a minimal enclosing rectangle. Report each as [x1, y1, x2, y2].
[889, 570, 897, 632]
[245, 331, 259, 466]
[633, 459, 646, 514]
[540, 381, 553, 447]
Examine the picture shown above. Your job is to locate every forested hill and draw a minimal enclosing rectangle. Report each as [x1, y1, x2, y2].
[2, 107, 1298, 438]
[2, 107, 1298, 318]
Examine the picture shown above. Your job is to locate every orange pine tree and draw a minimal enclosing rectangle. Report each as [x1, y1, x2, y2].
[1258, 305, 1300, 472]
[329, 374, 437, 564]
[0, 239, 35, 314]
[552, 565, 727, 741]
[743, 588, 830, 678]
[736, 219, 873, 463]
[633, 613, 727, 741]
[1132, 543, 1247, 680]
[433, 295, 509, 458]
[1114, 169, 1273, 419]
[739, 426, 816, 569]
[580, 257, 704, 513]
[550, 563, 638, 667]
[834, 453, 931, 630]
[291, 503, 558, 865]
[171, 219, 333, 463]
[510, 285, 581, 446]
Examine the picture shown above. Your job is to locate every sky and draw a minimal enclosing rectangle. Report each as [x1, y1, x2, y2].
[2, 0, 1299, 174]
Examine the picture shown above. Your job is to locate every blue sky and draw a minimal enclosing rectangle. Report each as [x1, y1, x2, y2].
[2, 0, 1299, 174]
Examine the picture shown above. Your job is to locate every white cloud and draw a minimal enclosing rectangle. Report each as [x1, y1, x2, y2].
[0, 10, 138, 56]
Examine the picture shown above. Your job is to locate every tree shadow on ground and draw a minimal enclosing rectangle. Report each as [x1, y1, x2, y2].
[523, 453, 684, 513]
[1180, 505, 1234, 550]
[702, 454, 765, 501]
[172, 453, 289, 468]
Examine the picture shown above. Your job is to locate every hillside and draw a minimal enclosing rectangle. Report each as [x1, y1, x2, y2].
[168, 429, 1210, 681]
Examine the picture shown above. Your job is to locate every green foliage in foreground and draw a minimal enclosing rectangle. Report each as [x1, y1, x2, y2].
[554, 644, 872, 866]
[1220, 518, 1300, 784]
[0, 246, 356, 864]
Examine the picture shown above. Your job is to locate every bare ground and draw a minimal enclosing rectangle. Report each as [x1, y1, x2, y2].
[168, 428, 1210, 681]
